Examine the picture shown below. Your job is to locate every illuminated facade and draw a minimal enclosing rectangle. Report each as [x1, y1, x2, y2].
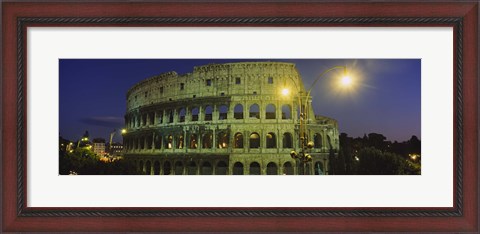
[123, 62, 339, 175]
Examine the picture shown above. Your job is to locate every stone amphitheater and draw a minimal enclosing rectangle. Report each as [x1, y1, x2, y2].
[123, 62, 339, 175]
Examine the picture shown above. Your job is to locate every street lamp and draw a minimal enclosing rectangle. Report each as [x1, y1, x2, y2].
[282, 65, 351, 175]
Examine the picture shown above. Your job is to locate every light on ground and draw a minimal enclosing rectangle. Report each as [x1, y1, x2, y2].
[281, 88, 290, 96]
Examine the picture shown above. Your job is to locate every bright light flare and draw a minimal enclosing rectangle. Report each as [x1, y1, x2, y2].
[340, 76, 352, 87]
[121, 129, 127, 134]
[281, 88, 290, 96]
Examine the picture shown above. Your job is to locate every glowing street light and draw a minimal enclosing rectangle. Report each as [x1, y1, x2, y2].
[284, 65, 354, 175]
[121, 129, 127, 134]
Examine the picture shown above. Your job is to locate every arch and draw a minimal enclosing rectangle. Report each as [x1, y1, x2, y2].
[157, 110, 163, 124]
[145, 161, 152, 175]
[139, 137, 145, 149]
[175, 161, 184, 175]
[204, 105, 213, 121]
[218, 105, 228, 120]
[233, 162, 244, 175]
[154, 135, 162, 149]
[139, 160, 144, 174]
[283, 132, 293, 148]
[178, 108, 186, 122]
[176, 134, 184, 149]
[167, 109, 174, 123]
[163, 161, 172, 175]
[234, 132, 244, 148]
[142, 113, 147, 126]
[191, 107, 199, 121]
[281, 104, 292, 119]
[202, 132, 213, 148]
[234, 104, 244, 119]
[201, 161, 213, 175]
[148, 112, 155, 125]
[267, 162, 278, 175]
[266, 132, 276, 148]
[314, 133, 322, 148]
[146, 135, 152, 149]
[153, 161, 160, 175]
[249, 104, 260, 119]
[166, 135, 173, 149]
[133, 138, 138, 149]
[283, 162, 294, 175]
[217, 131, 229, 148]
[216, 161, 228, 175]
[187, 161, 197, 175]
[249, 132, 260, 148]
[315, 162, 325, 175]
[249, 162, 261, 175]
[189, 134, 198, 149]
[265, 104, 276, 119]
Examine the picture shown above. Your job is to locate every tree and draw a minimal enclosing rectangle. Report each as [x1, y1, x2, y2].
[356, 147, 408, 175]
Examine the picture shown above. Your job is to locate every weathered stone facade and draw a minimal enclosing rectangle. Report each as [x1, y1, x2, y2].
[123, 62, 339, 175]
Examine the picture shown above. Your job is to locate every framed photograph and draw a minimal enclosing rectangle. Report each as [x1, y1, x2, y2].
[2, 1, 478, 232]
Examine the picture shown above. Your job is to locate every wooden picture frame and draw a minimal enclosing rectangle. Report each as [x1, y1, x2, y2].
[2, 1, 478, 232]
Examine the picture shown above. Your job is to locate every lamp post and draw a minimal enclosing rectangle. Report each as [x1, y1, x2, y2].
[283, 65, 350, 175]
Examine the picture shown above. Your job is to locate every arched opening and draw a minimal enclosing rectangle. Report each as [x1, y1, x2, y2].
[204, 105, 213, 121]
[175, 161, 184, 175]
[146, 135, 152, 149]
[218, 105, 228, 120]
[315, 162, 325, 175]
[157, 110, 163, 124]
[266, 132, 276, 148]
[178, 108, 186, 122]
[281, 104, 292, 119]
[249, 104, 260, 119]
[142, 113, 147, 126]
[283, 132, 293, 148]
[166, 135, 173, 149]
[249, 162, 261, 175]
[234, 104, 244, 119]
[265, 104, 276, 119]
[148, 112, 155, 125]
[201, 162, 213, 175]
[283, 162, 294, 175]
[234, 132, 244, 148]
[139, 160, 144, 174]
[145, 161, 152, 175]
[267, 162, 278, 175]
[139, 137, 144, 149]
[233, 162, 244, 175]
[216, 161, 228, 175]
[163, 161, 172, 175]
[189, 134, 198, 149]
[202, 132, 213, 149]
[217, 132, 229, 148]
[133, 138, 138, 150]
[167, 109, 174, 123]
[154, 135, 162, 149]
[249, 132, 260, 148]
[153, 161, 160, 175]
[191, 107, 199, 121]
[187, 161, 197, 175]
[176, 134, 184, 149]
[314, 133, 322, 148]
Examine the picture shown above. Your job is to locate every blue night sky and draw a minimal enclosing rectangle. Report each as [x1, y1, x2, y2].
[59, 59, 421, 143]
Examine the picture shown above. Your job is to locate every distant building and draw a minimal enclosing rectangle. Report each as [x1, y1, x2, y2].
[92, 138, 106, 155]
[109, 142, 124, 156]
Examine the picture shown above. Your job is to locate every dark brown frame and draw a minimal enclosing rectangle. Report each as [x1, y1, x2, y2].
[2, 1, 478, 232]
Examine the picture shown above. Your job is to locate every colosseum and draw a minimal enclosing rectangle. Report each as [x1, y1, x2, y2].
[123, 62, 339, 175]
